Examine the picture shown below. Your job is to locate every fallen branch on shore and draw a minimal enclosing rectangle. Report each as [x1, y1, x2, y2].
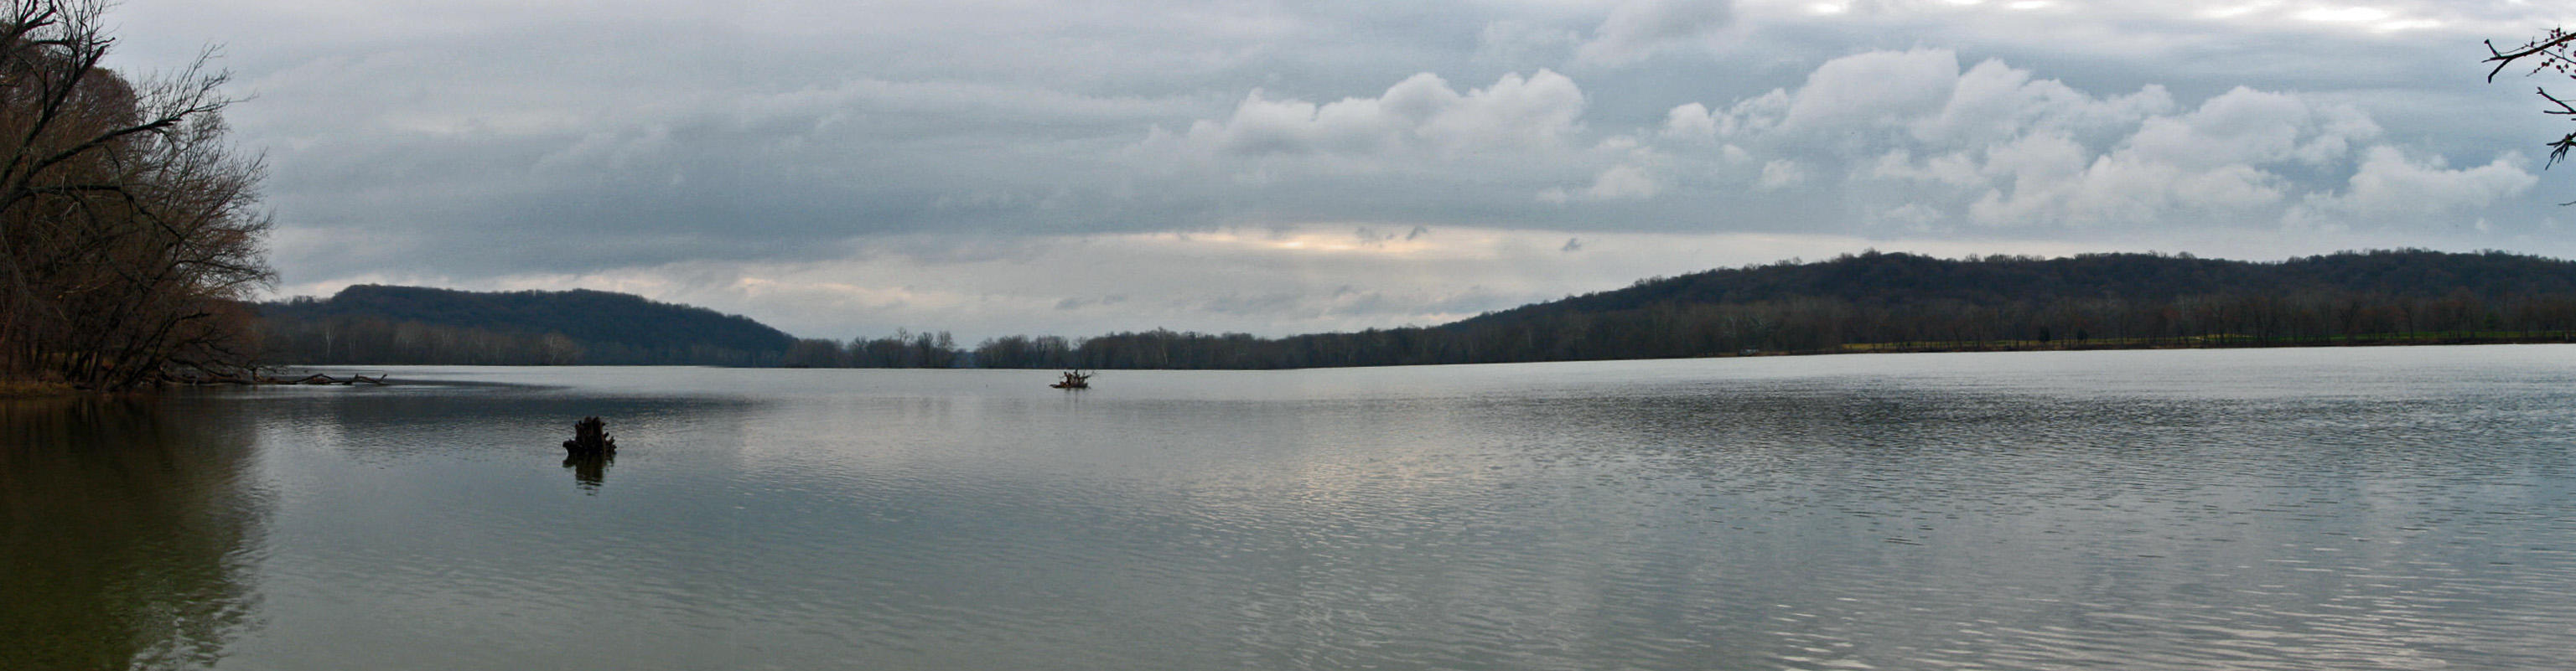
[267, 373, 386, 385]
[170, 371, 388, 386]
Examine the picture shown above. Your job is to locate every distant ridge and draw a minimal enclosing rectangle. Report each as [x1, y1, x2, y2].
[258, 250, 2576, 369]
[1039, 249, 2576, 369]
[258, 285, 796, 365]
[1454, 249, 2576, 331]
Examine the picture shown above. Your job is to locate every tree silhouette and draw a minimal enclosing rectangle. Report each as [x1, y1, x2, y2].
[0, 0, 272, 389]
[2486, 28, 2576, 171]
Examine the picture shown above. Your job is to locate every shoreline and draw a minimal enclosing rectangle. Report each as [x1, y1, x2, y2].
[1825, 332, 2576, 356]
[256, 335, 2576, 371]
[0, 379, 82, 399]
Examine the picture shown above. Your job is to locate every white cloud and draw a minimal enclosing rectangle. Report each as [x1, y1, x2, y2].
[1592, 163, 1668, 199]
[1909, 59, 2175, 147]
[1735, 49, 2177, 152]
[1969, 156, 2286, 228]
[1661, 102, 1718, 141]
[1948, 85, 2387, 226]
[1541, 135, 1671, 203]
[1640, 48, 2526, 233]
[1152, 70, 1589, 164]
[2122, 87, 2376, 169]
[1577, 0, 1735, 66]
[1776, 48, 1962, 136]
[1756, 158, 1806, 190]
[2290, 147, 2537, 227]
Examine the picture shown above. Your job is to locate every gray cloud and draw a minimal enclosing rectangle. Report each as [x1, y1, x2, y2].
[94, 0, 2576, 338]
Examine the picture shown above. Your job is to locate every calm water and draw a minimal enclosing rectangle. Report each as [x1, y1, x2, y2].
[8, 347, 2576, 669]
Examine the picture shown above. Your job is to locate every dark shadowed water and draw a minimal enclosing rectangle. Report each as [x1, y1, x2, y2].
[8, 346, 2576, 669]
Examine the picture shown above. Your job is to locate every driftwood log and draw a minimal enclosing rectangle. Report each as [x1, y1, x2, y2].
[563, 416, 616, 456]
[174, 371, 386, 385]
[256, 373, 386, 385]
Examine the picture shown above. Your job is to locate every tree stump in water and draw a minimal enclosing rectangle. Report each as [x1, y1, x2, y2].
[563, 416, 616, 456]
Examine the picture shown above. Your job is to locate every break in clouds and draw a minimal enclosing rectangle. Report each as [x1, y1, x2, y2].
[106, 0, 2576, 338]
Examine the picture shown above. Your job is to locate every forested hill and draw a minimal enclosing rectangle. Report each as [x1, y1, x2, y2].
[1029, 249, 2576, 369]
[257, 250, 2576, 369]
[1455, 249, 2576, 331]
[258, 286, 796, 365]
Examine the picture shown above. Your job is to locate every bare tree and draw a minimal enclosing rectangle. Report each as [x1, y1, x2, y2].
[0, 0, 271, 390]
[2486, 28, 2576, 168]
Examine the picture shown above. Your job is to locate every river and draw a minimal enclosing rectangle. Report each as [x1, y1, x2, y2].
[7, 345, 2575, 669]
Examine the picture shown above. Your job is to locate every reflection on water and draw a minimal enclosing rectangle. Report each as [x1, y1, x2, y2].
[1, 396, 262, 670]
[10, 348, 2576, 670]
[561, 452, 611, 491]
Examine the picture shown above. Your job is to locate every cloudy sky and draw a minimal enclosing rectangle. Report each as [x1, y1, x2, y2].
[102, 1, 2576, 340]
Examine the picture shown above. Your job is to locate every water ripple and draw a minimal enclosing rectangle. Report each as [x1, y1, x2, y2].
[18, 348, 2576, 669]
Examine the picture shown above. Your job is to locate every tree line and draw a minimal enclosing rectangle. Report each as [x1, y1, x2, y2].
[257, 286, 798, 366]
[264, 250, 2576, 369]
[253, 250, 2576, 370]
[785, 250, 2576, 369]
[0, 1, 270, 390]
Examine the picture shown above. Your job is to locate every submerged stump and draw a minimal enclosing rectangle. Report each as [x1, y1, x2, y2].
[563, 416, 616, 456]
